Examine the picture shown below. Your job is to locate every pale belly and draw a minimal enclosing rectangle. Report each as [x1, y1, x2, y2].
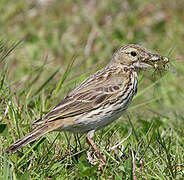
[61, 92, 135, 133]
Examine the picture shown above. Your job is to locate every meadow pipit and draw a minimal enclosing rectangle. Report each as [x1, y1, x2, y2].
[6, 44, 168, 160]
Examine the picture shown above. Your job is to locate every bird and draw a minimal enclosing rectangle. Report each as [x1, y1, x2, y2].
[6, 44, 168, 160]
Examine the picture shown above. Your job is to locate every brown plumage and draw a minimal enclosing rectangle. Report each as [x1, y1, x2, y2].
[6, 44, 168, 153]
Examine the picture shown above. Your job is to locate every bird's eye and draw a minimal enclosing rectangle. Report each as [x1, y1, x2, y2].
[130, 51, 137, 57]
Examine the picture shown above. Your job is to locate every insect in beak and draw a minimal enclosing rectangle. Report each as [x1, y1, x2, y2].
[147, 54, 169, 70]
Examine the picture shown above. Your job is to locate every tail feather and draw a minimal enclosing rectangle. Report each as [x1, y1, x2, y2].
[6, 124, 49, 153]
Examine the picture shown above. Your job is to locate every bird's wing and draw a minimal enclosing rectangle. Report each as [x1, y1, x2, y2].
[33, 67, 126, 125]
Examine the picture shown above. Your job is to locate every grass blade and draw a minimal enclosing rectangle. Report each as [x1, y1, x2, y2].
[33, 68, 59, 97]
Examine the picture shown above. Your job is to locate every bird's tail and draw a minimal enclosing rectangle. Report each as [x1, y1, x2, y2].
[6, 124, 51, 153]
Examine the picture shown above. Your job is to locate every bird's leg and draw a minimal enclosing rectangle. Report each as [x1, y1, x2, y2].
[86, 130, 106, 166]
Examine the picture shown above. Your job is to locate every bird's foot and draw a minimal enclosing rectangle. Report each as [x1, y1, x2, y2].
[86, 150, 106, 170]
[86, 130, 106, 168]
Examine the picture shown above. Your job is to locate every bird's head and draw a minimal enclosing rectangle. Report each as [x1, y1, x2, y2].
[111, 44, 169, 70]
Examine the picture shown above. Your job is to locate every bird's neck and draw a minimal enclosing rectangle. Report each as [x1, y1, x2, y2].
[108, 63, 136, 74]
[107, 63, 138, 90]
[108, 61, 135, 70]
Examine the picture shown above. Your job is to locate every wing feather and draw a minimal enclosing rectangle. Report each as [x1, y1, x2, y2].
[33, 67, 126, 126]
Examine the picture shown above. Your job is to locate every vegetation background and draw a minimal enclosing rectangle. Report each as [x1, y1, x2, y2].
[0, 0, 184, 179]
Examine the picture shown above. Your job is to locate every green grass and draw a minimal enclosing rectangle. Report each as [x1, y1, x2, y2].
[0, 0, 184, 179]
